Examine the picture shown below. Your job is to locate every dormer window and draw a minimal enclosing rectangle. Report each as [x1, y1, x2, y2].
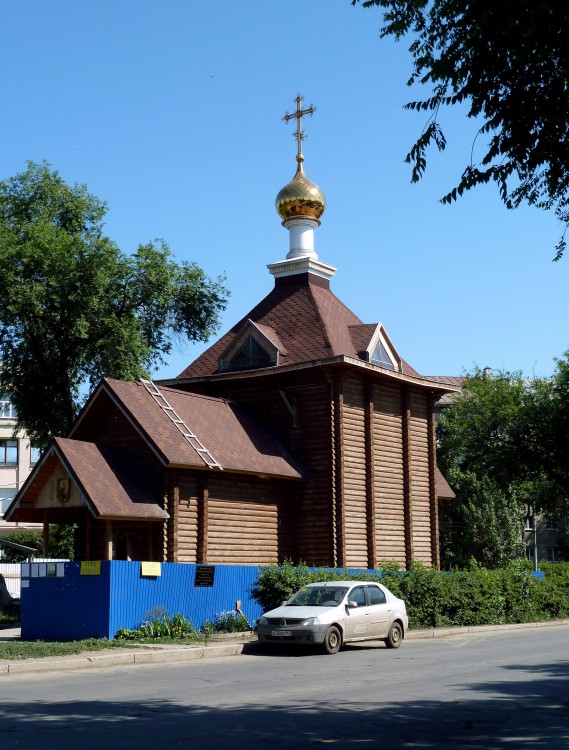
[219, 320, 283, 373]
[370, 340, 395, 370]
[227, 334, 273, 371]
[364, 324, 402, 373]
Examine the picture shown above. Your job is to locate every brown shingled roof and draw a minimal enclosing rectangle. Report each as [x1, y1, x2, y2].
[101, 379, 304, 479]
[178, 272, 420, 379]
[424, 376, 466, 405]
[56, 438, 168, 519]
[6, 438, 168, 522]
[435, 466, 455, 500]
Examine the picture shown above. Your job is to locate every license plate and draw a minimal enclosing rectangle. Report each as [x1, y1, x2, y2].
[271, 629, 292, 637]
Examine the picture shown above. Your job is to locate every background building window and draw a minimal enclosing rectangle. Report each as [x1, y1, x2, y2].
[0, 439, 18, 465]
[0, 395, 17, 419]
[30, 443, 41, 465]
[0, 488, 16, 516]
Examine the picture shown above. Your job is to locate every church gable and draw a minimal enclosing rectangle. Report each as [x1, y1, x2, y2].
[364, 324, 403, 373]
[218, 319, 284, 372]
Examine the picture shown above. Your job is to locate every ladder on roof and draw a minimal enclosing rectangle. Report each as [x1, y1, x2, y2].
[139, 379, 223, 470]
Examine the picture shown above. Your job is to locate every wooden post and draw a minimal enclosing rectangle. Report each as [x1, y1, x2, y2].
[365, 377, 377, 569]
[172, 484, 180, 563]
[402, 386, 414, 568]
[427, 394, 441, 569]
[105, 520, 113, 561]
[197, 478, 209, 564]
[148, 521, 154, 562]
[165, 470, 179, 563]
[42, 513, 49, 557]
[329, 379, 338, 567]
[333, 372, 346, 568]
[85, 515, 91, 561]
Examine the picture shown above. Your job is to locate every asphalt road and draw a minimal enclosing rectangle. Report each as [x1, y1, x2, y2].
[1, 625, 568, 749]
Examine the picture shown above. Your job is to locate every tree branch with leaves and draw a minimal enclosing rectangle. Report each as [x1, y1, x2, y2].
[353, 1, 569, 259]
[0, 162, 229, 445]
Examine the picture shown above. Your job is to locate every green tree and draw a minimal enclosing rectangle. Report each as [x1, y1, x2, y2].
[542, 351, 569, 491]
[353, 1, 569, 259]
[437, 369, 566, 568]
[0, 162, 228, 444]
[0, 525, 74, 562]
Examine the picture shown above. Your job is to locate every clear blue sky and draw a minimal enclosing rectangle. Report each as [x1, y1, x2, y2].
[2, 1, 567, 380]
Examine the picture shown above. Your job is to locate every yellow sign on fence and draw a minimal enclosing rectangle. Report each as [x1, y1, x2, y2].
[141, 561, 162, 577]
[80, 561, 101, 576]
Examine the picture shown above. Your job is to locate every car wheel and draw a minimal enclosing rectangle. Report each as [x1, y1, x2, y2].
[322, 625, 342, 654]
[385, 621, 403, 649]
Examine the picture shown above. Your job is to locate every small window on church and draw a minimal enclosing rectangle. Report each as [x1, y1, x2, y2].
[227, 334, 273, 372]
[370, 340, 395, 370]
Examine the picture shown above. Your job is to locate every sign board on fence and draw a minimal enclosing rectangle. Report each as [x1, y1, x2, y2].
[141, 561, 161, 577]
[194, 565, 215, 587]
[80, 561, 101, 576]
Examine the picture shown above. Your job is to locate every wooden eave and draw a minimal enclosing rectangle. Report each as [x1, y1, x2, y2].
[162, 355, 461, 397]
[164, 462, 304, 482]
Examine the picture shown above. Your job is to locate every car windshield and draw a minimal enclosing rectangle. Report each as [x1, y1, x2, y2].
[286, 586, 349, 607]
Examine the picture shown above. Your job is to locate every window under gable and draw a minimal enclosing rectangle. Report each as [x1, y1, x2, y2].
[365, 324, 402, 373]
[227, 333, 273, 371]
[219, 321, 279, 373]
[371, 340, 395, 370]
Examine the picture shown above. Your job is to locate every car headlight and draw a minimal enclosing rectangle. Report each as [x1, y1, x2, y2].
[301, 617, 320, 626]
[258, 616, 268, 625]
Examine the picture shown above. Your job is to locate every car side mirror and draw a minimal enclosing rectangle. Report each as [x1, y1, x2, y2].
[347, 601, 358, 609]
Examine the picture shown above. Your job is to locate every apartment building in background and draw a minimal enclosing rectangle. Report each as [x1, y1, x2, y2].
[0, 394, 41, 542]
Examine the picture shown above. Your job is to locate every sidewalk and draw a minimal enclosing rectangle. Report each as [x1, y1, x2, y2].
[1, 619, 568, 677]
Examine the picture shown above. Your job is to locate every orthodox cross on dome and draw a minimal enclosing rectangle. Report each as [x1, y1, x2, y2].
[283, 95, 316, 165]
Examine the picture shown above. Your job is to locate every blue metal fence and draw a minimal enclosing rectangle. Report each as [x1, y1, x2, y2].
[20, 561, 264, 641]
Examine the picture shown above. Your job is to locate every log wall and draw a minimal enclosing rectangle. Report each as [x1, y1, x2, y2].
[372, 381, 407, 567]
[341, 374, 368, 568]
[174, 471, 296, 565]
[337, 372, 435, 569]
[180, 365, 439, 570]
[196, 372, 335, 566]
[409, 390, 433, 565]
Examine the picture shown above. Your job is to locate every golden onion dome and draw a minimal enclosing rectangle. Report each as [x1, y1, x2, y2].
[276, 161, 326, 222]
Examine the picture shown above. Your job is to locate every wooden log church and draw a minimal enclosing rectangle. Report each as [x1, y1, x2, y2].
[6, 97, 456, 569]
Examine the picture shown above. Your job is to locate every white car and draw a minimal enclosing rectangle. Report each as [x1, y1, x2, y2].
[256, 580, 408, 654]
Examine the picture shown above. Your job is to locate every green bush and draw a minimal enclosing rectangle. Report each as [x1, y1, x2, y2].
[0, 525, 74, 562]
[202, 611, 251, 634]
[251, 559, 569, 630]
[249, 559, 403, 613]
[115, 606, 198, 641]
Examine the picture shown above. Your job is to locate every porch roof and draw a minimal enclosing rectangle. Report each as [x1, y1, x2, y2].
[5, 438, 169, 523]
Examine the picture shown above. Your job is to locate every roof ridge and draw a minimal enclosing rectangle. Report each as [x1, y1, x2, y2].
[305, 282, 334, 357]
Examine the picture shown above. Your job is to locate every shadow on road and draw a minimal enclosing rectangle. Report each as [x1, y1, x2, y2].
[1, 660, 568, 749]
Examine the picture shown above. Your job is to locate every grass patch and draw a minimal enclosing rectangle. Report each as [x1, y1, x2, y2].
[0, 638, 133, 661]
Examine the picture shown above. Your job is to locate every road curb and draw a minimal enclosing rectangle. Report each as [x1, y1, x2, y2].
[406, 618, 569, 640]
[1, 620, 568, 676]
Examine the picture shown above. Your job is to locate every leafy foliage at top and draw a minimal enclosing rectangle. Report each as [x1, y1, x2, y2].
[353, 1, 569, 259]
[0, 162, 228, 444]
